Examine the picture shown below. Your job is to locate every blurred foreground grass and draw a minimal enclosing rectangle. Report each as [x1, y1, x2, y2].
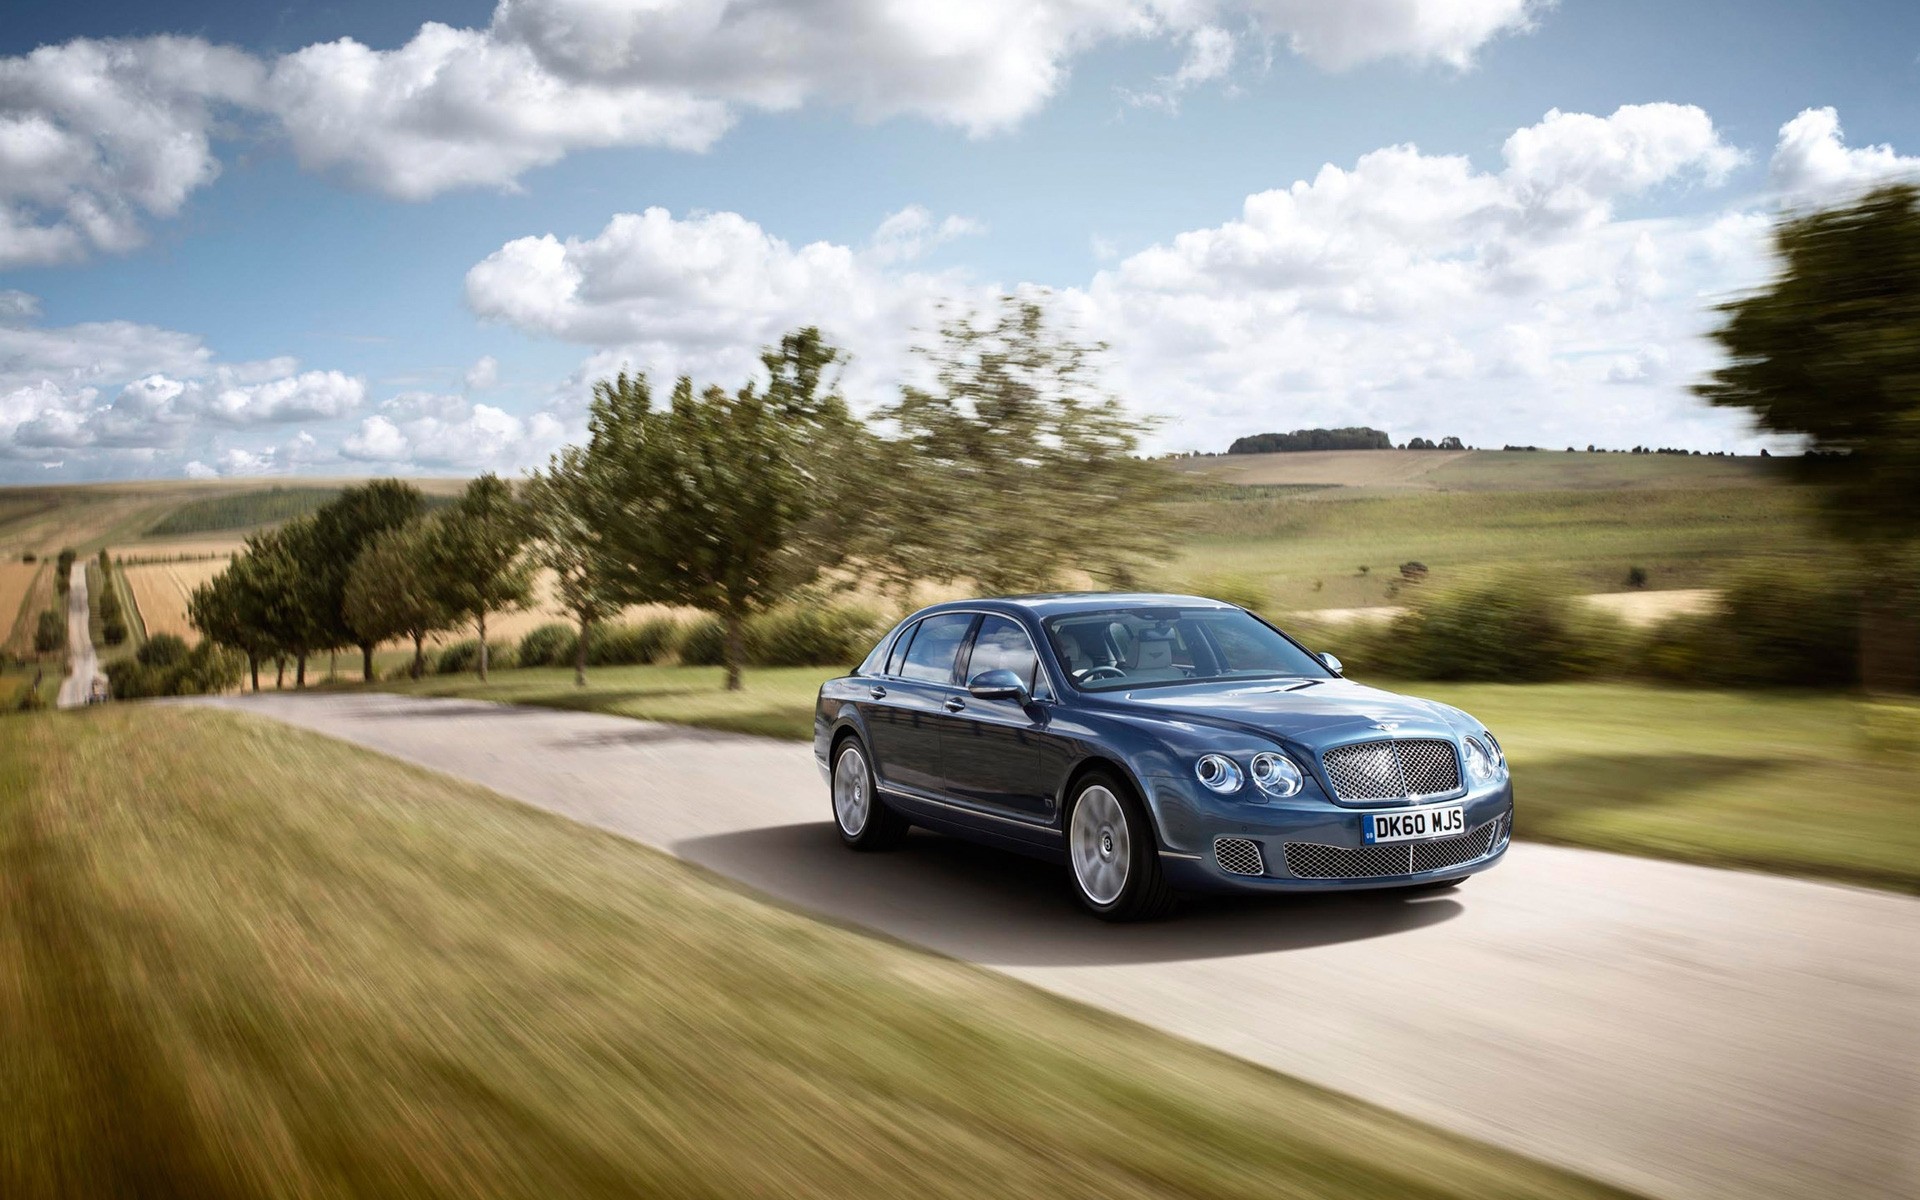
[0, 706, 1627, 1200]
[375, 667, 1920, 892]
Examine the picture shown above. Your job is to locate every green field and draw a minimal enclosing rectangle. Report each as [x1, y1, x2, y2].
[369, 665, 1920, 893]
[0, 706, 1624, 1200]
[1163, 453, 1816, 610]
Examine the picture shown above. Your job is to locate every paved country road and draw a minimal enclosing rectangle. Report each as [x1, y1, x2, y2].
[55, 562, 95, 709]
[198, 691, 1918, 1200]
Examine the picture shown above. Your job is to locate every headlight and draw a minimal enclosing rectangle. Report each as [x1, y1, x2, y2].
[1463, 736, 1505, 785]
[1249, 751, 1304, 798]
[1195, 753, 1243, 794]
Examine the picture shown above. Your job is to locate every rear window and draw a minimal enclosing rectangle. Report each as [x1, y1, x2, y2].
[895, 613, 975, 684]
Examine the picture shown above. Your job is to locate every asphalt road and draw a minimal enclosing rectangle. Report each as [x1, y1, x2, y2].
[199, 691, 1918, 1200]
[55, 562, 95, 709]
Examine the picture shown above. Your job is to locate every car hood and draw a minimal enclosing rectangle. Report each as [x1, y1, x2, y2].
[1099, 678, 1469, 745]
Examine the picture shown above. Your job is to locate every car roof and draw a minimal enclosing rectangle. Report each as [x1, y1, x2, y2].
[912, 592, 1239, 620]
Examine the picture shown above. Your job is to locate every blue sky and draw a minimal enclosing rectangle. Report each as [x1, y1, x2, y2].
[2, 0, 1917, 480]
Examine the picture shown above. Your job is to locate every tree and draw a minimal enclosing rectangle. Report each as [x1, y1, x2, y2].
[523, 446, 626, 687]
[242, 521, 332, 687]
[1695, 184, 1920, 690]
[428, 474, 531, 682]
[867, 295, 1171, 599]
[34, 608, 64, 654]
[308, 480, 428, 681]
[586, 329, 862, 690]
[345, 521, 457, 680]
[189, 553, 281, 691]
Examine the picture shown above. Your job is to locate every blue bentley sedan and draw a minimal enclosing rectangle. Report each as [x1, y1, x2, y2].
[814, 594, 1514, 920]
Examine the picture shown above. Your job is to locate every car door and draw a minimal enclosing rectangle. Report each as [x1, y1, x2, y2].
[863, 612, 976, 799]
[937, 614, 1060, 823]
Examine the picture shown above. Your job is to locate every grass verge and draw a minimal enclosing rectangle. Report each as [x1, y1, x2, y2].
[366, 667, 1920, 892]
[0, 706, 1625, 1200]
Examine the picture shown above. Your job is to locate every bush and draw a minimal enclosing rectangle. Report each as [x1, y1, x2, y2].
[102, 617, 127, 646]
[1625, 565, 1649, 589]
[675, 615, 727, 666]
[20, 551, 34, 563]
[746, 605, 884, 667]
[33, 609, 64, 654]
[138, 633, 190, 670]
[107, 641, 241, 698]
[434, 639, 516, 675]
[1388, 573, 1628, 682]
[588, 618, 679, 666]
[517, 622, 578, 668]
[1637, 564, 1858, 687]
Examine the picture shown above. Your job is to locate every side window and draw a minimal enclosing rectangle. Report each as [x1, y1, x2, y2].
[968, 615, 1041, 692]
[897, 613, 974, 684]
[885, 622, 917, 676]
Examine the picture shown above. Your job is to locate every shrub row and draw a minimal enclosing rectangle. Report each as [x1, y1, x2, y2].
[1296, 565, 1866, 688]
[106, 633, 243, 698]
[494, 604, 887, 676]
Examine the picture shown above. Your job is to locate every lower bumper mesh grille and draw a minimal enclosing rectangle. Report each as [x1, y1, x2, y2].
[1284, 817, 1503, 881]
[1214, 836, 1265, 877]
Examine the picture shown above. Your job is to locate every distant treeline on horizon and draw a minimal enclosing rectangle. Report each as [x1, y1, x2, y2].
[1218, 427, 1761, 458]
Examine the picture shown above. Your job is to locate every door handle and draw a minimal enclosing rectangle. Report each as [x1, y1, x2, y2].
[869, 685, 887, 700]
[943, 697, 966, 712]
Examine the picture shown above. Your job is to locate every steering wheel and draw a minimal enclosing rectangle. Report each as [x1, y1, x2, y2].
[1079, 664, 1127, 683]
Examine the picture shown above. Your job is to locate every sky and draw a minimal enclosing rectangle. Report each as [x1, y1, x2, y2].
[1, 0, 1917, 481]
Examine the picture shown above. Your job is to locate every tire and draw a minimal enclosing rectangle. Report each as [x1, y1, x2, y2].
[830, 736, 909, 851]
[1065, 770, 1175, 921]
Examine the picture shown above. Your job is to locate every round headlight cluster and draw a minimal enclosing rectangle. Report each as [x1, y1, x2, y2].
[1195, 754, 1243, 793]
[1196, 751, 1305, 797]
[1463, 735, 1507, 785]
[1250, 752, 1304, 798]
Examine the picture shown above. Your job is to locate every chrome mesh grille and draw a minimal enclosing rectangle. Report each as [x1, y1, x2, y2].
[1214, 837, 1265, 877]
[1321, 739, 1461, 801]
[1284, 819, 1499, 880]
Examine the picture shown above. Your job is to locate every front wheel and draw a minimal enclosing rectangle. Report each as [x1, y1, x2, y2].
[1066, 772, 1174, 921]
[831, 738, 909, 850]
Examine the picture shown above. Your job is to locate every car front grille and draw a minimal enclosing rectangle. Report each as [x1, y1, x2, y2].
[1321, 738, 1461, 801]
[1283, 817, 1503, 880]
[1214, 836, 1265, 876]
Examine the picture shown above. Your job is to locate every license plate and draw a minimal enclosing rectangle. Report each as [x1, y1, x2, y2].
[1365, 805, 1465, 844]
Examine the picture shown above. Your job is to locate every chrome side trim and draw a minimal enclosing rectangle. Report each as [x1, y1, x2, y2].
[878, 786, 1064, 836]
[1157, 850, 1204, 861]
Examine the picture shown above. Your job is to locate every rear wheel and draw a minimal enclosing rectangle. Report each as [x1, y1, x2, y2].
[1066, 771, 1174, 921]
[831, 737, 909, 850]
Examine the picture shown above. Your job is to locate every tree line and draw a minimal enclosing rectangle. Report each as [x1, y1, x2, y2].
[189, 297, 1171, 692]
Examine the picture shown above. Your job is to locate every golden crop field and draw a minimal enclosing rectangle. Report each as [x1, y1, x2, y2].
[123, 559, 228, 644]
[0, 560, 48, 654]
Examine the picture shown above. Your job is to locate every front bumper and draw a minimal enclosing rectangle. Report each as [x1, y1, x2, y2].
[1149, 775, 1515, 893]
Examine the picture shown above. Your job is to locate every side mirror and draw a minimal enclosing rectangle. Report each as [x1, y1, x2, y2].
[968, 668, 1030, 704]
[1319, 652, 1344, 676]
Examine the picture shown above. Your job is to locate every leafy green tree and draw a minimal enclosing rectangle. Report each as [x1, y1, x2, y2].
[1696, 184, 1920, 690]
[344, 521, 457, 679]
[427, 475, 532, 682]
[587, 329, 861, 691]
[189, 553, 280, 691]
[868, 296, 1171, 599]
[241, 521, 332, 687]
[309, 480, 428, 681]
[34, 608, 64, 654]
[523, 446, 626, 687]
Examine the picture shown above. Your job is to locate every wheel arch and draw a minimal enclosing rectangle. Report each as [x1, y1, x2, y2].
[1059, 754, 1164, 850]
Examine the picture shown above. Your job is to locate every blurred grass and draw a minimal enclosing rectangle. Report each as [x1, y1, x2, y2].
[0, 706, 1629, 1200]
[370, 668, 1920, 892]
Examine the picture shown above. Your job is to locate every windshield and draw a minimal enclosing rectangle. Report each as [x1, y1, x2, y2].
[1042, 607, 1333, 692]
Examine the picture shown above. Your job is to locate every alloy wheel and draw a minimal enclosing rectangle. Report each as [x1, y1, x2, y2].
[1070, 784, 1130, 906]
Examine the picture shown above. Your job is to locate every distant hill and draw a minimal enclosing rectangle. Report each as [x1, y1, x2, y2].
[1170, 448, 1779, 491]
[1229, 427, 1392, 454]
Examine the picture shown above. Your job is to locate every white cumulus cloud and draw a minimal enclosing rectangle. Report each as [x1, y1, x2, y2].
[0, 1, 1547, 255]
[1769, 107, 1920, 203]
